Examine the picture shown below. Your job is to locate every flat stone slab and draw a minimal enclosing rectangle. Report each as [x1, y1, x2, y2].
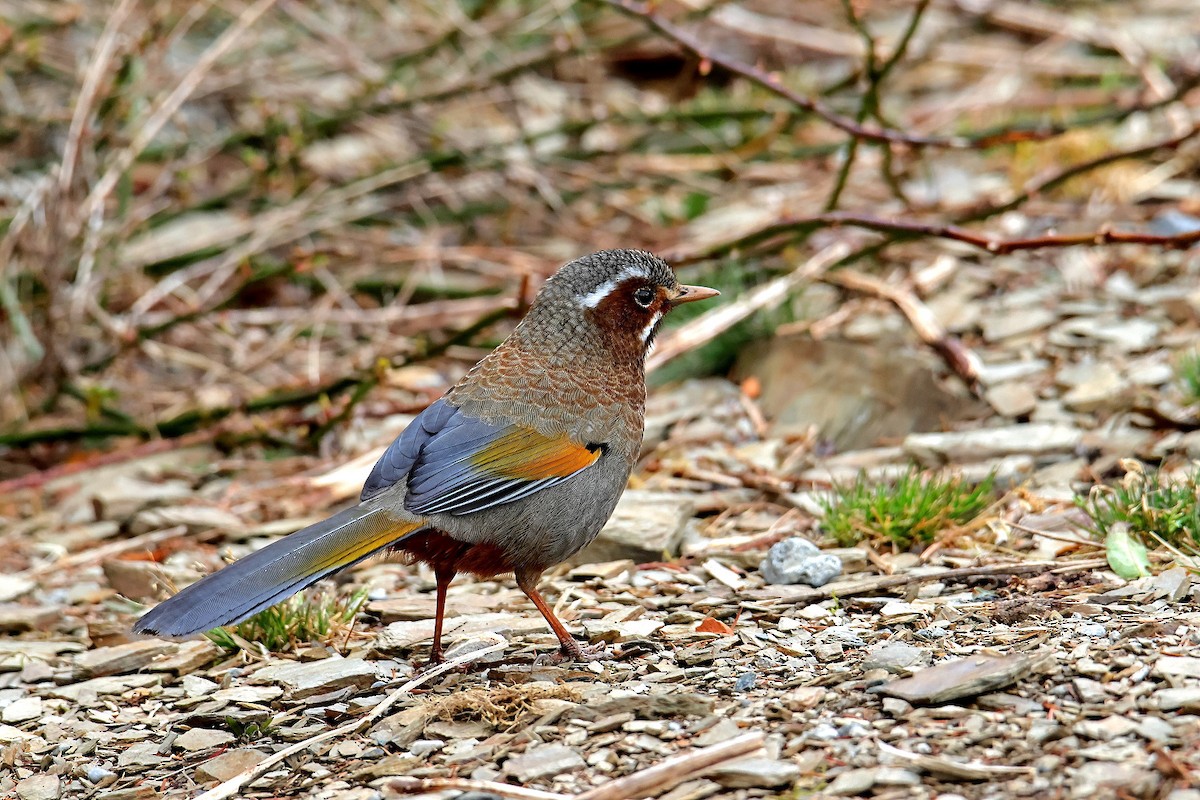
[250, 656, 378, 699]
[880, 651, 1052, 705]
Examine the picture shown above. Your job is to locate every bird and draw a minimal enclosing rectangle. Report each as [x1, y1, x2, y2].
[133, 250, 718, 663]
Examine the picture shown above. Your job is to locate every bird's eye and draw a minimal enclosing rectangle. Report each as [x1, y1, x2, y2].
[632, 286, 655, 307]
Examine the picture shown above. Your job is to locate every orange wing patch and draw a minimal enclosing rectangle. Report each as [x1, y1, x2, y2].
[470, 428, 602, 481]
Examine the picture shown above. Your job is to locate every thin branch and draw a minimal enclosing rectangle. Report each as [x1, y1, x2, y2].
[825, 269, 982, 392]
[577, 732, 765, 800]
[957, 120, 1200, 223]
[786, 211, 1200, 255]
[751, 558, 1110, 603]
[78, 0, 282, 227]
[647, 244, 850, 374]
[389, 778, 568, 800]
[194, 641, 508, 800]
[388, 732, 767, 800]
[58, 0, 138, 193]
[603, 0, 1065, 150]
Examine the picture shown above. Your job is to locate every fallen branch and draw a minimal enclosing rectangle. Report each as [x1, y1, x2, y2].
[688, 204, 1200, 266]
[826, 268, 982, 392]
[577, 732, 764, 800]
[603, 0, 1068, 149]
[0, 432, 214, 495]
[749, 558, 1110, 602]
[388, 732, 767, 800]
[16, 525, 191, 581]
[194, 641, 507, 800]
[389, 778, 568, 800]
[648, 243, 850, 374]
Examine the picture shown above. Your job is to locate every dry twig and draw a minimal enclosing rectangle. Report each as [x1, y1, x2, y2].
[647, 244, 849, 373]
[194, 641, 507, 800]
[825, 268, 982, 392]
[604, 0, 1068, 149]
[389, 732, 767, 800]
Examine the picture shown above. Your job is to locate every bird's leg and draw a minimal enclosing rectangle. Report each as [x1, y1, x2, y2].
[515, 568, 609, 663]
[428, 567, 456, 666]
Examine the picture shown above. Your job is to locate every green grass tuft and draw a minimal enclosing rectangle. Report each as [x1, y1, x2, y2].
[1176, 349, 1200, 406]
[820, 467, 995, 549]
[1078, 462, 1200, 548]
[205, 586, 370, 653]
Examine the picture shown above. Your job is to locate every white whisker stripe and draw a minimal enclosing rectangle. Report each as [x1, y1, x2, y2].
[641, 311, 664, 342]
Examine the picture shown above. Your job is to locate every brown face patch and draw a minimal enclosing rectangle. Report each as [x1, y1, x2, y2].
[587, 278, 669, 348]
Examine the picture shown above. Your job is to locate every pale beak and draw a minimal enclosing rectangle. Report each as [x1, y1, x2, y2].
[672, 284, 720, 305]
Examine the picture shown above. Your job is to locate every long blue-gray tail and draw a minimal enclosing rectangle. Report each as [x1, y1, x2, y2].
[132, 504, 423, 638]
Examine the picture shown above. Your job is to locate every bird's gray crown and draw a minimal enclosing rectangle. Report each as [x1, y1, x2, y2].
[538, 250, 677, 309]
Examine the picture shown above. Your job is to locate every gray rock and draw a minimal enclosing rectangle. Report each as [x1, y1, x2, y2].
[709, 758, 800, 788]
[15, 775, 61, 800]
[0, 576, 35, 603]
[982, 308, 1058, 342]
[90, 475, 193, 519]
[1156, 688, 1200, 711]
[905, 423, 1081, 465]
[102, 559, 170, 602]
[826, 767, 878, 795]
[985, 382, 1038, 418]
[117, 740, 167, 768]
[881, 651, 1051, 704]
[409, 739, 445, 757]
[1070, 761, 1157, 798]
[251, 656, 378, 699]
[174, 727, 235, 752]
[977, 359, 1050, 385]
[1050, 316, 1159, 352]
[1062, 368, 1125, 413]
[74, 640, 176, 679]
[759, 538, 841, 587]
[0, 604, 62, 633]
[730, 337, 981, 450]
[1, 695, 42, 723]
[862, 642, 931, 674]
[1136, 716, 1174, 742]
[131, 505, 245, 535]
[1155, 656, 1200, 679]
[573, 491, 694, 564]
[503, 744, 585, 782]
[45, 674, 161, 705]
[85, 766, 115, 785]
[195, 749, 268, 783]
[1073, 716, 1138, 741]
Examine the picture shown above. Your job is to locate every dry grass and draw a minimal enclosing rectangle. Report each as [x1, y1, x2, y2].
[426, 682, 581, 730]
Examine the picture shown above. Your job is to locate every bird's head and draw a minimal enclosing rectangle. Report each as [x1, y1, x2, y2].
[521, 250, 718, 362]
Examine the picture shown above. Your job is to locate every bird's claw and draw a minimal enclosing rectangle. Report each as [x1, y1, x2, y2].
[535, 640, 615, 665]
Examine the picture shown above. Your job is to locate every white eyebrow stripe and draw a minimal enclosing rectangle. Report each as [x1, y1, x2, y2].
[579, 279, 617, 308]
[640, 310, 664, 342]
[577, 265, 651, 308]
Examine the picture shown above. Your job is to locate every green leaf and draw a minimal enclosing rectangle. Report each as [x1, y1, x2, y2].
[1105, 526, 1151, 580]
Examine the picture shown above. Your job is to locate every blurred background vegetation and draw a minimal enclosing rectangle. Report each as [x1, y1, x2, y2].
[2, 0, 1198, 479]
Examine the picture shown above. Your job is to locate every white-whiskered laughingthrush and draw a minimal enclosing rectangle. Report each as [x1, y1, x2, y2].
[133, 250, 719, 662]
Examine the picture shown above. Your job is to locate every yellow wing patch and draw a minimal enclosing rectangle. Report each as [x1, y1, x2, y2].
[309, 516, 425, 575]
[469, 428, 602, 481]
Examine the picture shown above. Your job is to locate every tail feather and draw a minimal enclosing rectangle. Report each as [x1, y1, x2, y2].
[133, 504, 423, 638]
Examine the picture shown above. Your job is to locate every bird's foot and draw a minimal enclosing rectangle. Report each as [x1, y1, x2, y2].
[536, 640, 614, 665]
